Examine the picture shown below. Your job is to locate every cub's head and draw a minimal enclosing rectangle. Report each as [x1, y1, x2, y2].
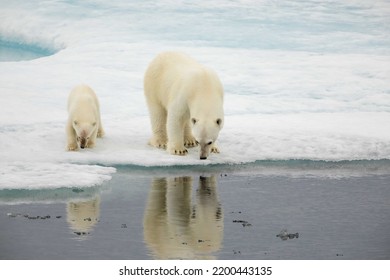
[72, 120, 97, 149]
[191, 117, 223, 160]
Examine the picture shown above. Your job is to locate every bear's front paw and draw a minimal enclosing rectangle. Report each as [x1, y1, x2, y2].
[97, 129, 105, 138]
[168, 146, 188, 156]
[87, 141, 95, 148]
[211, 145, 220, 154]
[184, 138, 198, 148]
[67, 143, 78, 151]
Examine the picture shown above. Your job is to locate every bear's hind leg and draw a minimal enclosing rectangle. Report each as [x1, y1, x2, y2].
[148, 104, 168, 149]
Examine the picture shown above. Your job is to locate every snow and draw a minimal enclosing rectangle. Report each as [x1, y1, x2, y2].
[1, 0, 390, 189]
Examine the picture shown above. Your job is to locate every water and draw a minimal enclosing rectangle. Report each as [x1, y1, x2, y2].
[1, 162, 390, 260]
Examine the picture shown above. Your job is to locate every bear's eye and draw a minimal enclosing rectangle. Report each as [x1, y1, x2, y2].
[191, 118, 197, 125]
[74, 121, 78, 125]
[92, 122, 96, 126]
[77, 137, 81, 141]
[216, 118, 222, 126]
[207, 141, 213, 146]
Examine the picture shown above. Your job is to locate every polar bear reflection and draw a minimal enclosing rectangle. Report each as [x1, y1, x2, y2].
[67, 197, 100, 237]
[144, 176, 223, 259]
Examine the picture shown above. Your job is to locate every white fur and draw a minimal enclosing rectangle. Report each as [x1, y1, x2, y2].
[144, 51, 224, 159]
[66, 85, 104, 151]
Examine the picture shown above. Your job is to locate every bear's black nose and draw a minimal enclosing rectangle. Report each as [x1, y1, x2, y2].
[80, 146, 85, 149]
[200, 156, 207, 160]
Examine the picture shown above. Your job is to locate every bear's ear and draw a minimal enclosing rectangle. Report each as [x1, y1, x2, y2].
[191, 118, 197, 125]
[216, 118, 222, 126]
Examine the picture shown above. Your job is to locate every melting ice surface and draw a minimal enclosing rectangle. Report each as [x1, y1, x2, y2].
[0, 0, 390, 189]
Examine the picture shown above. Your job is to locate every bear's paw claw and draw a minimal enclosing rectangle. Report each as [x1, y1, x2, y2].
[174, 149, 188, 155]
[184, 139, 198, 148]
[149, 138, 167, 149]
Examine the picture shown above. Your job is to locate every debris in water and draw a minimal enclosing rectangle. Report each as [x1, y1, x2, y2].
[233, 219, 252, 227]
[276, 229, 299, 240]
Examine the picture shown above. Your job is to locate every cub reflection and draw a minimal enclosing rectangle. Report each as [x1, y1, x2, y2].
[144, 176, 223, 259]
[67, 197, 100, 237]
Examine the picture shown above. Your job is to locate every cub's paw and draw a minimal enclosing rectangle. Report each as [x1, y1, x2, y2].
[67, 143, 78, 151]
[97, 129, 105, 138]
[87, 141, 95, 148]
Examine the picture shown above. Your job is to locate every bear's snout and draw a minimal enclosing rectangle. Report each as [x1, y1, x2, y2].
[200, 156, 207, 160]
[80, 138, 87, 149]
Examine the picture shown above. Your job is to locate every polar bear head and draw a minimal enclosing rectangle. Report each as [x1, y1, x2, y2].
[72, 120, 97, 149]
[191, 117, 223, 160]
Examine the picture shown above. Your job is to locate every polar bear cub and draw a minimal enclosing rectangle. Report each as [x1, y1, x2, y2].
[66, 85, 104, 151]
[144, 52, 224, 159]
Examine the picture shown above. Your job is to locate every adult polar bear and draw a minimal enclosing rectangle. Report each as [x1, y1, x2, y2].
[66, 85, 104, 151]
[144, 52, 224, 160]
